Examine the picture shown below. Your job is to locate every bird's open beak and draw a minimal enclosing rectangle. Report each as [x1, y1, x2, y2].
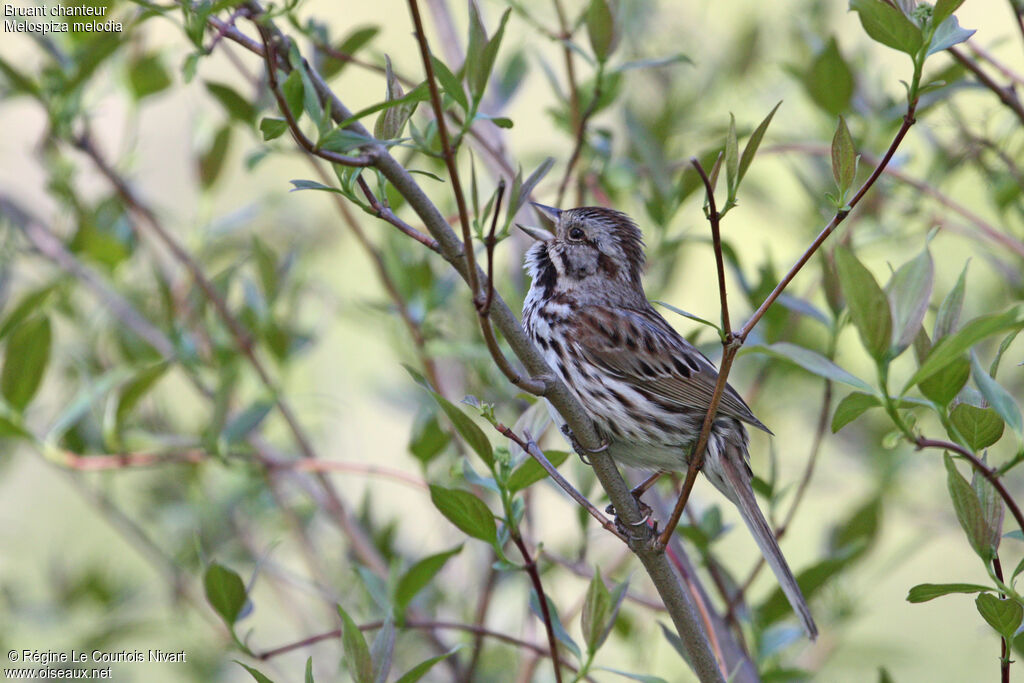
[515, 203, 562, 242]
[516, 223, 555, 242]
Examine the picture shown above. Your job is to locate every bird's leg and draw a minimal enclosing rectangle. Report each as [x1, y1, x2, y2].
[560, 423, 608, 466]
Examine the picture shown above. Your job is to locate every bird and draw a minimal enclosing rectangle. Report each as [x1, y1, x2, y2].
[519, 202, 817, 640]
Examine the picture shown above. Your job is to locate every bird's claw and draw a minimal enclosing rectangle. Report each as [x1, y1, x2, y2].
[605, 498, 656, 533]
[561, 424, 609, 465]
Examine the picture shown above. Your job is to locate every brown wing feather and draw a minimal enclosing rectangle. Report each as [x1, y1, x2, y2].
[573, 305, 771, 433]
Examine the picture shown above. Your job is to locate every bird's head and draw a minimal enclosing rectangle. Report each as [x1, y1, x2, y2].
[519, 204, 645, 296]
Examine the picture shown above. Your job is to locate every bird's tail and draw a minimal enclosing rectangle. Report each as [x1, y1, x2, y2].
[714, 443, 818, 640]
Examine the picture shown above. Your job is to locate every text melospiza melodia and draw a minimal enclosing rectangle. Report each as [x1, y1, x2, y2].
[520, 203, 817, 639]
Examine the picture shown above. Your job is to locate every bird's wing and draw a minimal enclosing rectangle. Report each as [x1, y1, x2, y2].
[572, 305, 771, 433]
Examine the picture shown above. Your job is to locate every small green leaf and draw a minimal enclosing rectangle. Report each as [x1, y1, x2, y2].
[260, 117, 288, 141]
[737, 101, 782, 186]
[394, 648, 460, 683]
[832, 391, 881, 432]
[116, 362, 169, 426]
[0, 414, 30, 440]
[221, 399, 274, 445]
[1, 315, 52, 412]
[428, 485, 497, 542]
[886, 247, 934, 356]
[529, 590, 581, 660]
[204, 563, 248, 625]
[430, 55, 468, 112]
[409, 412, 451, 464]
[338, 604, 374, 683]
[944, 453, 995, 560]
[927, 15, 975, 56]
[476, 9, 511, 100]
[805, 37, 853, 116]
[412, 379, 494, 468]
[199, 125, 232, 189]
[0, 284, 58, 340]
[745, 342, 874, 392]
[128, 53, 172, 99]
[918, 355, 970, 406]
[507, 158, 555, 222]
[466, 0, 489, 99]
[289, 179, 344, 194]
[319, 128, 375, 154]
[933, 0, 965, 24]
[848, 0, 924, 56]
[586, 0, 619, 62]
[281, 69, 304, 120]
[235, 662, 277, 683]
[831, 115, 856, 195]
[835, 246, 891, 362]
[305, 657, 314, 683]
[582, 569, 612, 653]
[934, 262, 968, 340]
[906, 582, 993, 603]
[905, 307, 1024, 393]
[950, 403, 1004, 451]
[204, 81, 257, 124]
[370, 620, 394, 683]
[321, 26, 381, 79]
[971, 353, 1023, 438]
[976, 593, 1024, 641]
[395, 545, 463, 611]
[507, 450, 570, 492]
[725, 113, 739, 199]
[375, 56, 415, 140]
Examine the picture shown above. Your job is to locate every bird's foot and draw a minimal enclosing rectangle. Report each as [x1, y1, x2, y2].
[561, 424, 608, 465]
[605, 495, 656, 535]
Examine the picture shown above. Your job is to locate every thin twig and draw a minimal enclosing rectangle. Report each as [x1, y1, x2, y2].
[355, 175, 441, 251]
[967, 40, 1024, 87]
[557, 65, 603, 207]
[407, 0, 479, 301]
[463, 563, 499, 683]
[948, 46, 1024, 126]
[497, 423, 627, 542]
[511, 533, 563, 683]
[916, 437, 1024, 535]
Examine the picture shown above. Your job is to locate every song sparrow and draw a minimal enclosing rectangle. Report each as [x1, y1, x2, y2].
[520, 203, 817, 639]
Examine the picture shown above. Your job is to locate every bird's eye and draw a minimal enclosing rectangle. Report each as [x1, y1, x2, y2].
[568, 227, 585, 241]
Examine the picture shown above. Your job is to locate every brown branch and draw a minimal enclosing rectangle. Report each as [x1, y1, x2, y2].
[497, 423, 627, 542]
[915, 437, 1024, 535]
[407, 0, 479, 301]
[967, 41, 1024, 87]
[355, 175, 440, 251]
[463, 562, 499, 683]
[510, 533, 563, 683]
[556, 67, 602, 207]
[948, 46, 1024, 127]
[739, 106, 918, 341]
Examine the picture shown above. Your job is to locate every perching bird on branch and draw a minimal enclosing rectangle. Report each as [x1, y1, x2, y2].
[520, 203, 817, 640]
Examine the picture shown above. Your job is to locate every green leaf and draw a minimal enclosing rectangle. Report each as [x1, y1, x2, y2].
[430, 55, 468, 112]
[409, 412, 451, 464]
[394, 648, 460, 683]
[598, 669, 670, 683]
[0, 414, 30, 440]
[318, 128, 375, 154]
[221, 399, 274, 445]
[528, 590, 581, 660]
[886, 247, 934, 356]
[289, 179, 344, 194]
[369, 620, 394, 683]
[944, 453, 995, 560]
[745, 342, 874, 392]
[655, 301, 722, 333]
[476, 9, 511, 100]
[338, 604, 374, 683]
[466, 0, 489, 99]
[199, 125, 232, 189]
[835, 246, 891, 362]
[971, 353, 1023, 438]
[582, 569, 612, 653]
[375, 56, 415, 141]
[128, 53, 172, 100]
[933, 0, 965, 24]
[428, 485, 497, 542]
[204, 563, 248, 625]
[831, 115, 856, 195]
[927, 15, 975, 57]
[414, 382, 493, 468]
[950, 403, 1004, 451]
[725, 113, 739, 200]
[235, 662, 277, 683]
[832, 391, 881, 432]
[737, 101, 781, 186]
[321, 26, 381, 79]
[934, 262, 968, 340]
[507, 157, 555, 222]
[586, 0, 619, 62]
[906, 582, 993, 603]
[281, 69, 304, 121]
[0, 284, 58, 340]
[976, 593, 1024, 641]
[972, 465, 1004, 555]
[507, 450, 570, 492]
[918, 355, 970, 406]
[848, 0, 924, 56]
[1, 315, 52, 412]
[116, 363, 169, 426]
[204, 81, 256, 124]
[260, 117, 288, 141]
[395, 545, 463, 611]
[805, 37, 854, 116]
[305, 657, 314, 683]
